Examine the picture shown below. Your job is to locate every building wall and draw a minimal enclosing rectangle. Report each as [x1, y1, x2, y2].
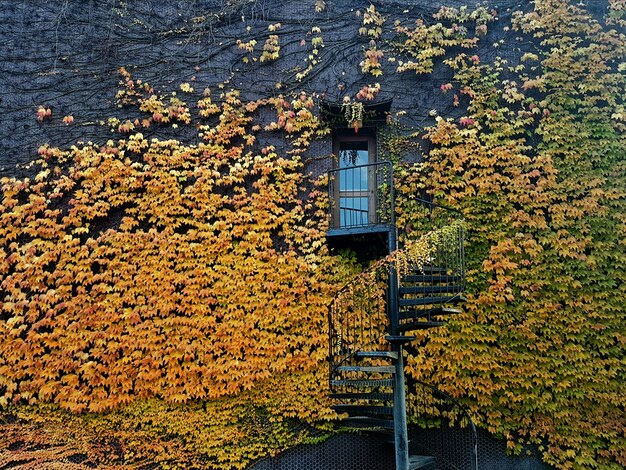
[1, 0, 528, 177]
[0, 2, 612, 468]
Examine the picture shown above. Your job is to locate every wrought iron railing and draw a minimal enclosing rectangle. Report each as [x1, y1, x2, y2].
[328, 259, 392, 385]
[399, 197, 465, 250]
[328, 196, 465, 386]
[396, 198, 465, 332]
[328, 161, 394, 230]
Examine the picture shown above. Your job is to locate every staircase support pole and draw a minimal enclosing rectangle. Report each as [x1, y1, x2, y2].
[393, 343, 410, 470]
[388, 224, 399, 333]
[388, 225, 409, 470]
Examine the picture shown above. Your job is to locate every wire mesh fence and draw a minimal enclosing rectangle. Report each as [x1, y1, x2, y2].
[249, 425, 551, 470]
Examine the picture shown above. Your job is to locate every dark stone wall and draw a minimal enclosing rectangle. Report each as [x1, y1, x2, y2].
[1, 0, 534, 177]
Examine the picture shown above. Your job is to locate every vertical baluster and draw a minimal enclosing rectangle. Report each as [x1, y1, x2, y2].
[343, 167, 347, 227]
[344, 296, 349, 368]
[329, 171, 334, 228]
[365, 281, 371, 349]
[374, 166, 378, 224]
[354, 287, 360, 364]
[351, 167, 355, 226]
[329, 303, 333, 381]
[362, 165, 367, 225]
[347, 293, 352, 362]
[459, 225, 465, 289]
[459, 223, 462, 286]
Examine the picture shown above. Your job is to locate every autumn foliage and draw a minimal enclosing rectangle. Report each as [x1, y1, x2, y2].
[0, 70, 347, 467]
[402, 2, 626, 468]
[5, 84, 335, 403]
[1, 0, 625, 469]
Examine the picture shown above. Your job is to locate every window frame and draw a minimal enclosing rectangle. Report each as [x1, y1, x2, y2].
[332, 132, 377, 228]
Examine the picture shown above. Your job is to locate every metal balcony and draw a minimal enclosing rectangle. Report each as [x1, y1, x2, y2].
[327, 160, 395, 240]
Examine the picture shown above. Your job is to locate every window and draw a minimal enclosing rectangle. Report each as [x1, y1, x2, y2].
[332, 134, 376, 228]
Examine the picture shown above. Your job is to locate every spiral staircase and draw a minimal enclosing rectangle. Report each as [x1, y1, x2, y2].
[327, 161, 466, 470]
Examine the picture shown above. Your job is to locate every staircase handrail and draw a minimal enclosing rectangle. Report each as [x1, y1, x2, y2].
[328, 257, 392, 376]
[328, 218, 465, 379]
[409, 196, 463, 215]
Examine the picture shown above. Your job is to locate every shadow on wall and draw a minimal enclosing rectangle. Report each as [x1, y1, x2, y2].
[249, 428, 551, 470]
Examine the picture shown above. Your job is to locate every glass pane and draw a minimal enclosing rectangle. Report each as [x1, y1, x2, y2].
[339, 141, 368, 168]
[340, 197, 369, 227]
[339, 166, 368, 191]
[339, 141, 369, 192]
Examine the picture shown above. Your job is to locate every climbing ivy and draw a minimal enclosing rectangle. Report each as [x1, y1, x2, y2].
[0, 68, 350, 466]
[1, 1, 625, 469]
[403, 2, 626, 469]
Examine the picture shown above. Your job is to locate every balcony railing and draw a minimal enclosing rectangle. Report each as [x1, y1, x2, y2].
[328, 161, 394, 231]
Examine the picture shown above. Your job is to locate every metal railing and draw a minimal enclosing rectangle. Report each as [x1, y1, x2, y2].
[328, 161, 394, 229]
[399, 197, 465, 246]
[328, 196, 465, 386]
[328, 260, 392, 384]
[396, 198, 466, 331]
